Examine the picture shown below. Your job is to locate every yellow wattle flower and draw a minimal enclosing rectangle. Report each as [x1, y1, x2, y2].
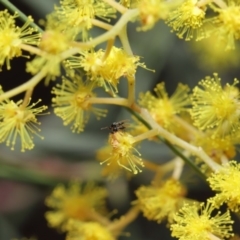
[171, 201, 233, 240]
[52, 75, 107, 133]
[45, 181, 108, 231]
[207, 160, 240, 212]
[0, 87, 47, 152]
[135, 179, 187, 223]
[191, 73, 240, 136]
[100, 131, 144, 175]
[0, 10, 40, 70]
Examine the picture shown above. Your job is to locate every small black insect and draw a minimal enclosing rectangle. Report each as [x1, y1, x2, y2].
[101, 120, 128, 134]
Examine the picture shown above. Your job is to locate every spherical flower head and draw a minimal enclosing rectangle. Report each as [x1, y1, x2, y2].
[39, 30, 71, 54]
[0, 10, 40, 70]
[0, 88, 47, 152]
[191, 73, 240, 136]
[134, 179, 187, 223]
[166, 0, 206, 41]
[170, 201, 233, 240]
[100, 131, 144, 175]
[193, 131, 236, 163]
[52, 75, 107, 133]
[139, 82, 190, 129]
[207, 160, 240, 212]
[26, 28, 73, 84]
[67, 47, 146, 95]
[105, 47, 147, 82]
[191, 36, 240, 71]
[211, 0, 240, 50]
[45, 181, 108, 231]
[137, 0, 171, 31]
[65, 220, 115, 240]
[56, 0, 116, 29]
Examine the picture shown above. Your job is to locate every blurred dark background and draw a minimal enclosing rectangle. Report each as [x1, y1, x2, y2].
[0, 0, 239, 239]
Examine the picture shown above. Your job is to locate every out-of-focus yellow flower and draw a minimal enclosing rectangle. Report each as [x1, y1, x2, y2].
[66, 47, 146, 94]
[26, 27, 74, 84]
[166, 0, 206, 41]
[190, 36, 240, 71]
[135, 179, 187, 223]
[65, 220, 115, 240]
[52, 75, 107, 133]
[170, 201, 233, 240]
[100, 131, 144, 175]
[207, 160, 240, 212]
[96, 144, 134, 179]
[45, 182, 108, 231]
[191, 73, 240, 136]
[55, 0, 116, 30]
[210, 0, 240, 50]
[193, 131, 236, 163]
[139, 82, 190, 130]
[137, 0, 172, 31]
[0, 10, 40, 70]
[0, 87, 47, 152]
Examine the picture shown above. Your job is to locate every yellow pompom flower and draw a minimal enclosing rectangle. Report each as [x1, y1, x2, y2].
[137, 0, 171, 31]
[191, 73, 240, 136]
[55, 0, 116, 30]
[45, 182, 108, 231]
[170, 201, 233, 240]
[0, 87, 47, 152]
[207, 160, 240, 212]
[210, 0, 240, 50]
[193, 131, 236, 163]
[65, 220, 115, 240]
[0, 10, 40, 70]
[66, 47, 146, 94]
[26, 27, 74, 84]
[190, 36, 240, 71]
[166, 0, 206, 41]
[139, 82, 190, 130]
[52, 75, 107, 133]
[134, 179, 187, 223]
[100, 131, 144, 175]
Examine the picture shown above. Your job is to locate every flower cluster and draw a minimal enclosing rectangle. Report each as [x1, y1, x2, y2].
[2, 0, 240, 239]
[191, 74, 240, 135]
[166, 0, 207, 41]
[0, 10, 40, 70]
[55, 0, 116, 33]
[0, 87, 47, 152]
[66, 46, 146, 94]
[139, 82, 190, 131]
[135, 179, 187, 223]
[45, 181, 108, 231]
[170, 201, 233, 240]
[207, 161, 240, 212]
[100, 131, 144, 177]
[52, 74, 107, 133]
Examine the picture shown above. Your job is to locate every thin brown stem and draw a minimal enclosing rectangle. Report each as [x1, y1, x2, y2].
[108, 206, 140, 237]
[20, 88, 33, 110]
